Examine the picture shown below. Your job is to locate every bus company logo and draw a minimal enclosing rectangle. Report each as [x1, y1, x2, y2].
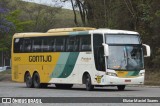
[2, 98, 11, 103]
[95, 75, 103, 83]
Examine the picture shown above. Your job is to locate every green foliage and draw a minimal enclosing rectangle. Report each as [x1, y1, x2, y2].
[70, 0, 160, 70]
[155, 10, 160, 17]
[6, 10, 34, 32]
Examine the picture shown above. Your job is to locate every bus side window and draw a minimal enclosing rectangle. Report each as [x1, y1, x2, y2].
[74, 37, 79, 51]
[42, 37, 55, 52]
[32, 38, 42, 52]
[55, 37, 66, 52]
[14, 38, 23, 53]
[66, 36, 78, 52]
[42, 38, 50, 52]
[79, 35, 91, 51]
[24, 39, 32, 52]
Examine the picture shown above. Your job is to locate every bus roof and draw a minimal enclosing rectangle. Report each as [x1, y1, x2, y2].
[13, 27, 96, 38]
[47, 27, 96, 33]
[13, 27, 139, 38]
[90, 29, 139, 35]
[13, 32, 64, 38]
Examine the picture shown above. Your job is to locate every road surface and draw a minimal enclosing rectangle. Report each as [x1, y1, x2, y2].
[0, 82, 159, 106]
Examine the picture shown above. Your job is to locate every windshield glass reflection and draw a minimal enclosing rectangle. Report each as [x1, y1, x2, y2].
[108, 45, 144, 71]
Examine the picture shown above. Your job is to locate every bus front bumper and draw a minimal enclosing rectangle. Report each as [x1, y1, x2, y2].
[100, 75, 144, 85]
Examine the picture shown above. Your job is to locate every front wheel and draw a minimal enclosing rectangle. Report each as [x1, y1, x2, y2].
[85, 74, 94, 91]
[117, 85, 125, 91]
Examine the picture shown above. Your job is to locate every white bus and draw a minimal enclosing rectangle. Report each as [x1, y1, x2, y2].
[12, 27, 150, 91]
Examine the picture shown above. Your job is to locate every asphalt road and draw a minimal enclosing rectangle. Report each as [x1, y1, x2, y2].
[0, 82, 160, 106]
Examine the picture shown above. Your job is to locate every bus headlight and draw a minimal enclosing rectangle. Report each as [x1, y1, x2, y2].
[139, 72, 145, 76]
[106, 72, 117, 77]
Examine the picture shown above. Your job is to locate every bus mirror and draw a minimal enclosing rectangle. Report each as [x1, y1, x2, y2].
[142, 44, 151, 57]
[102, 43, 109, 56]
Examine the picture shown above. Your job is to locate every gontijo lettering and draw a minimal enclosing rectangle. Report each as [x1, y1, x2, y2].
[29, 55, 52, 62]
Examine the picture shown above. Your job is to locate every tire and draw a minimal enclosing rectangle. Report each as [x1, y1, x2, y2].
[25, 72, 33, 88]
[85, 74, 94, 91]
[117, 85, 125, 91]
[55, 84, 73, 89]
[33, 72, 41, 88]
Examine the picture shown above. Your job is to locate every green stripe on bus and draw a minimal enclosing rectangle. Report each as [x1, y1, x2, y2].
[132, 71, 140, 76]
[126, 71, 135, 76]
[58, 52, 79, 78]
[127, 71, 140, 76]
[50, 53, 70, 78]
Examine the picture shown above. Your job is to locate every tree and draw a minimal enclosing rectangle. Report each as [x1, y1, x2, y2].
[17, 0, 62, 32]
[65, 0, 160, 70]
[0, 1, 15, 66]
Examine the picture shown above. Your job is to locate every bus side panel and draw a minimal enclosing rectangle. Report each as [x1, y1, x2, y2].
[49, 52, 98, 84]
[12, 52, 61, 83]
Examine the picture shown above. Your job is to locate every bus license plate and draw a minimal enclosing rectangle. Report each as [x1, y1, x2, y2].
[125, 80, 131, 82]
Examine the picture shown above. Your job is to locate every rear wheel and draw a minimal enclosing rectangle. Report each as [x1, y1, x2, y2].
[33, 72, 48, 88]
[25, 72, 33, 88]
[85, 74, 94, 91]
[117, 85, 125, 91]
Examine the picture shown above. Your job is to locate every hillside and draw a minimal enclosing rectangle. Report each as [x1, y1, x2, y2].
[54, 8, 82, 28]
[4, 0, 81, 32]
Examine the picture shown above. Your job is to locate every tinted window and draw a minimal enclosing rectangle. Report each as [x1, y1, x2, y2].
[93, 34, 105, 71]
[80, 36, 91, 51]
[66, 37, 79, 52]
[32, 38, 42, 52]
[42, 38, 55, 52]
[14, 38, 23, 53]
[55, 37, 66, 52]
[24, 39, 32, 52]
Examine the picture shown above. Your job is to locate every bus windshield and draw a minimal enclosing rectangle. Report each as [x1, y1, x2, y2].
[105, 34, 144, 71]
[107, 45, 144, 71]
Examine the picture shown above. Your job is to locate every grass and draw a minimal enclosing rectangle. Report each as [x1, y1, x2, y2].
[0, 69, 160, 86]
[145, 69, 160, 86]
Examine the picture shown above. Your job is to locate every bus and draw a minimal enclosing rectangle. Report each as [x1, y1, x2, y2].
[12, 27, 150, 91]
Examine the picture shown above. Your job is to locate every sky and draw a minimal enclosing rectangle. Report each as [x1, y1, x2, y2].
[22, 0, 72, 9]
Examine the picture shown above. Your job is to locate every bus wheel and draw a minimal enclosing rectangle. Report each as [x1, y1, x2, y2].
[25, 72, 33, 88]
[117, 85, 125, 91]
[33, 72, 41, 88]
[85, 74, 94, 91]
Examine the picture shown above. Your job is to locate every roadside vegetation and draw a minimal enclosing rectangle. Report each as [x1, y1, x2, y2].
[145, 69, 160, 86]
